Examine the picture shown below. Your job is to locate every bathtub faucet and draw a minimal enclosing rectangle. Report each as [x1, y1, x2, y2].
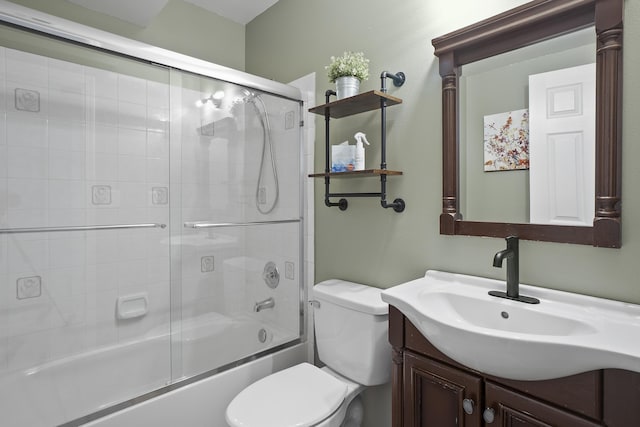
[254, 297, 275, 312]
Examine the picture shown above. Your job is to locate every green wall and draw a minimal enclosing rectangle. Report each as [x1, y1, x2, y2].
[7, 0, 639, 303]
[247, 0, 640, 305]
[6, 0, 246, 70]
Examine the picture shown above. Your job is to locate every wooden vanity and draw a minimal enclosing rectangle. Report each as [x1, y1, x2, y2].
[389, 306, 640, 426]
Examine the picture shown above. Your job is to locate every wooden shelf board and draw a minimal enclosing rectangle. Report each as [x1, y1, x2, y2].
[309, 169, 403, 178]
[308, 90, 402, 118]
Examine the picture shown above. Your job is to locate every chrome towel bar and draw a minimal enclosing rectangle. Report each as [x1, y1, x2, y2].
[184, 219, 300, 229]
[0, 223, 167, 234]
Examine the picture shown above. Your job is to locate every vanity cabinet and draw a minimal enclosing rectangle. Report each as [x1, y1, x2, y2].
[389, 306, 640, 427]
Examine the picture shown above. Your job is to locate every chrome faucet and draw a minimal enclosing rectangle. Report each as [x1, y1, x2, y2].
[489, 236, 540, 304]
[254, 297, 275, 312]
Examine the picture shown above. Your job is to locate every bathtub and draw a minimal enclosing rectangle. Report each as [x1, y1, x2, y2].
[0, 312, 304, 427]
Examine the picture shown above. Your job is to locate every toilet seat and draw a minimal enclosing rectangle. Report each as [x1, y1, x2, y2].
[225, 362, 348, 427]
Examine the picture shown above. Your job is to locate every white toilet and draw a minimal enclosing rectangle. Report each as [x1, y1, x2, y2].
[225, 279, 390, 427]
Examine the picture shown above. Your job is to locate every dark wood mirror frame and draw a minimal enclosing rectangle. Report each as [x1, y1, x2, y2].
[432, 0, 623, 248]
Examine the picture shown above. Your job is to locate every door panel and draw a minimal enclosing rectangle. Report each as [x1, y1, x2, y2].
[403, 352, 482, 427]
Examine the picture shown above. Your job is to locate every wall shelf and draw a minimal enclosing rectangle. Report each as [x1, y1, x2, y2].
[308, 72, 406, 212]
[308, 169, 403, 178]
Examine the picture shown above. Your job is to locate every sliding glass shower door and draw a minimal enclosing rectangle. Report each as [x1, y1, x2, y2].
[170, 70, 303, 379]
[0, 21, 304, 427]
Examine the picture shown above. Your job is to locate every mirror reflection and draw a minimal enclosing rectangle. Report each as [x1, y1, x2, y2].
[459, 27, 596, 226]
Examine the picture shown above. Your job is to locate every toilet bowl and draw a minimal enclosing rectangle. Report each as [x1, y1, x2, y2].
[226, 363, 362, 427]
[225, 279, 390, 427]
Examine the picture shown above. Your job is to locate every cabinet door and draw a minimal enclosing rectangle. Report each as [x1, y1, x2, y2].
[403, 352, 482, 427]
[484, 382, 603, 427]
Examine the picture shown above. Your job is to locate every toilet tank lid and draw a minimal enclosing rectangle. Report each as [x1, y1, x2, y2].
[313, 279, 388, 315]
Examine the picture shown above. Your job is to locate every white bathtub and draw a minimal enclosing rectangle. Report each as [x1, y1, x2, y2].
[0, 313, 304, 427]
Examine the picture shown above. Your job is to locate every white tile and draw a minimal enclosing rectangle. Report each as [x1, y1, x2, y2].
[49, 120, 86, 152]
[48, 58, 85, 94]
[6, 83, 48, 117]
[7, 178, 48, 210]
[49, 89, 85, 123]
[0, 179, 7, 226]
[0, 82, 5, 114]
[118, 74, 147, 105]
[118, 101, 147, 130]
[147, 157, 169, 183]
[117, 232, 148, 261]
[6, 113, 47, 148]
[49, 180, 86, 209]
[86, 264, 119, 292]
[147, 80, 169, 109]
[87, 124, 118, 154]
[47, 267, 86, 299]
[147, 257, 170, 283]
[119, 182, 147, 208]
[5, 209, 47, 229]
[0, 113, 6, 145]
[0, 146, 7, 178]
[7, 146, 48, 179]
[86, 233, 119, 266]
[117, 260, 148, 287]
[85, 206, 118, 225]
[48, 209, 86, 227]
[118, 127, 146, 156]
[147, 130, 168, 159]
[91, 96, 118, 126]
[5, 49, 47, 87]
[49, 237, 86, 268]
[118, 155, 146, 182]
[85, 152, 118, 181]
[147, 106, 169, 133]
[49, 149, 85, 180]
[117, 208, 148, 224]
[8, 239, 48, 273]
[85, 67, 118, 100]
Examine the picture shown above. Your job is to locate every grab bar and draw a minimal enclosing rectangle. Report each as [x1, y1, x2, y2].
[0, 223, 166, 234]
[184, 219, 300, 229]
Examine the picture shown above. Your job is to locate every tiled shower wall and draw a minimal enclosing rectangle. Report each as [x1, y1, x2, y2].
[0, 46, 172, 373]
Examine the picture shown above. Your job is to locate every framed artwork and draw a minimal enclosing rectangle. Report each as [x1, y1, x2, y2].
[483, 109, 529, 171]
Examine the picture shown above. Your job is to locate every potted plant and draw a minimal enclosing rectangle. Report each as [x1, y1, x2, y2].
[326, 51, 369, 99]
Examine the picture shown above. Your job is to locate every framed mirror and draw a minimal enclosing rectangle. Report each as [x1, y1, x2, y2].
[432, 0, 623, 247]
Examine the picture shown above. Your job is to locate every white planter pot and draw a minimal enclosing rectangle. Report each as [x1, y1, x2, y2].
[335, 76, 360, 100]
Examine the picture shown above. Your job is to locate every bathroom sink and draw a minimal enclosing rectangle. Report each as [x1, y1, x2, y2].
[381, 270, 640, 381]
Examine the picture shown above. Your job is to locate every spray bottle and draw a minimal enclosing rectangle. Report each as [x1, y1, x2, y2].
[354, 132, 370, 171]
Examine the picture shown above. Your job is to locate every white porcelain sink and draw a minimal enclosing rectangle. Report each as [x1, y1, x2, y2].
[381, 270, 640, 381]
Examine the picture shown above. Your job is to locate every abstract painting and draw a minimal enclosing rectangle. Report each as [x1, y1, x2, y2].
[483, 109, 529, 171]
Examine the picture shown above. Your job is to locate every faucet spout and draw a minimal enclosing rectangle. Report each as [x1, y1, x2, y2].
[254, 297, 275, 312]
[493, 248, 513, 268]
[489, 236, 540, 304]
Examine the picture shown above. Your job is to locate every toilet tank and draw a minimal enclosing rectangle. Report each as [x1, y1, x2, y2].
[313, 279, 390, 386]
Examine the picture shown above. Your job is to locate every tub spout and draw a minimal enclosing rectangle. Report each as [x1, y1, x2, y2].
[254, 297, 275, 312]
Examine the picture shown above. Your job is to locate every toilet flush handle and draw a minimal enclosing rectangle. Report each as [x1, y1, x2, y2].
[309, 300, 321, 308]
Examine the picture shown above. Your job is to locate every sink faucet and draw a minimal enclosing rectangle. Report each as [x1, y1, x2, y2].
[254, 297, 275, 312]
[489, 236, 540, 304]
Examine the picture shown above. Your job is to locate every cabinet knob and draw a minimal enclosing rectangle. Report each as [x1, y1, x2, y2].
[483, 407, 495, 424]
[462, 398, 475, 415]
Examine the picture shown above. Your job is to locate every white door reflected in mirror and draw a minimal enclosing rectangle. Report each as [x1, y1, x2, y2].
[529, 63, 596, 226]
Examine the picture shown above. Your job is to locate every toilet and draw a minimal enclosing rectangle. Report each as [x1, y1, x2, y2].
[225, 279, 390, 427]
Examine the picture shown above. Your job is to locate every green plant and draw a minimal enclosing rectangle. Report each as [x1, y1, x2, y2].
[325, 51, 370, 83]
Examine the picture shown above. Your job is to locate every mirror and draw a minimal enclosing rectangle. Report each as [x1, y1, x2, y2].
[432, 0, 623, 247]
